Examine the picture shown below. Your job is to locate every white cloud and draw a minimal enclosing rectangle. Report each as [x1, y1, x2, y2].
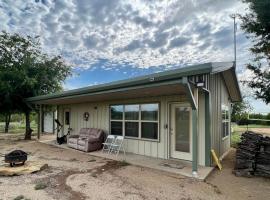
[0, 0, 250, 70]
[2, 0, 267, 111]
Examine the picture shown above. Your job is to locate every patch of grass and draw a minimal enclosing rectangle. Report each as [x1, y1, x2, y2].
[231, 132, 241, 148]
[231, 124, 270, 148]
[34, 182, 47, 190]
[119, 160, 130, 166]
[232, 124, 270, 132]
[0, 121, 37, 134]
[13, 195, 24, 200]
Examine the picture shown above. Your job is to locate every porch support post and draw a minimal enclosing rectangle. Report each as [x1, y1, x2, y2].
[38, 104, 42, 140]
[204, 90, 211, 166]
[52, 108, 55, 134]
[192, 88, 199, 177]
[37, 105, 40, 139]
[183, 77, 197, 109]
[182, 77, 198, 177]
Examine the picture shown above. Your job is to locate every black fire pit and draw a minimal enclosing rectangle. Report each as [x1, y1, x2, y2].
[4, 150, 28, 167]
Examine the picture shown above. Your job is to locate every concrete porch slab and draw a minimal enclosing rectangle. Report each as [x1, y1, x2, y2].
[89, 150, 214, 180]
[39, 137, 214, 180]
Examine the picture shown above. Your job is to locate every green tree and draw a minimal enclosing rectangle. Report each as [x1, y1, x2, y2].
[240, 0, 270, 104]
[231, 97, 252, 123]
[0, 31, 71, 139]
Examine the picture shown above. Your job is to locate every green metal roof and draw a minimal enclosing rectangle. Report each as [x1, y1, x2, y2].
[27, 62, 239, 103]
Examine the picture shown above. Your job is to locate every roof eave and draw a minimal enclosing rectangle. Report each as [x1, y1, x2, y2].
[231, 67, 243, 102]
[27, 63, 216, 103]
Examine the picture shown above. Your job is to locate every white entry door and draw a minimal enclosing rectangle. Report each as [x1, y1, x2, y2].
[44, 112, 53, 133]
[170, 103, 192, 161]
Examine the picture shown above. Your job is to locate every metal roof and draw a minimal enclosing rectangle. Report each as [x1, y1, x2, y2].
[27, 62, 241, 103]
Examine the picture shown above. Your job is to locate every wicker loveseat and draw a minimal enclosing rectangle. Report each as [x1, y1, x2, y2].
[67, 128, 105, 152]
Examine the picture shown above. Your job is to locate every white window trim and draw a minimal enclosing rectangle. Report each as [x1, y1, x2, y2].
[222, 104, 230, 139]
[64, 110, 70, 126]
[110, 103, 160, 141]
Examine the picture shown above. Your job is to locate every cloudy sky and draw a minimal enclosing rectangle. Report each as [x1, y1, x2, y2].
[0, 0, 269, 113]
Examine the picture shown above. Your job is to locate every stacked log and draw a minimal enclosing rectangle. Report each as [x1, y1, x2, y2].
[234, 131, 262, 177]
[255, 136, 270, 177]
[234, 131, 270, 178]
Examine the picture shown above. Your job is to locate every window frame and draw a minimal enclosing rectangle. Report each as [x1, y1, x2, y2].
[64, 111, 70, 125]
[109, 103, 160, 142]
[221, 104, 230, 139]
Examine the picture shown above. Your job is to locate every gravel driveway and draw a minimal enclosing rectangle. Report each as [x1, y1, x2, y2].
[0, 135, 269, 200]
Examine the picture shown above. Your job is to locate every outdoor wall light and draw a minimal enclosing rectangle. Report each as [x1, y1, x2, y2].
[195, 81, 205, 88]
[149, 77, 155, 82]
[195, 75, 205, 88]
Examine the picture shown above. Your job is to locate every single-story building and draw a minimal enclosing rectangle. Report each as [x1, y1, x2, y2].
[27, 62, 242, 176]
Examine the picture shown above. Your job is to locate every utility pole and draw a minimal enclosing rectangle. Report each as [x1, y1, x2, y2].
[230, 14, 237, 67]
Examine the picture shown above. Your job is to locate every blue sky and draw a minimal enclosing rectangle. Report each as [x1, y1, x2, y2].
[0, 0, 269, 113]
[64, 59, 173, 89]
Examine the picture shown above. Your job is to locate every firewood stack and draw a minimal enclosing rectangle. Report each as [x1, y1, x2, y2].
[234, 131, 270, 178]
[255, 136, 270, 177]
[234, 131, 262, 177]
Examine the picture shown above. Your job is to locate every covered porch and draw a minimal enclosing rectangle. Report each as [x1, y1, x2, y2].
[30, 74, 212, 178]
[39, 135, 213, 180]
[88, 150, 213, 180]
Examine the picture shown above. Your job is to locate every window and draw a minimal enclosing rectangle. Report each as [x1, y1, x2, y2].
[110, 103, 159, 140]
[110, 105, 123, 135]
[125, 122, 139, 137]
[141, 122, 158, 139]
[125, 105, 139, 137]
[111, 105, 123, 120]
[222, 105, 230, 138]
[141, 104, 158, 139]
[111, 121, 123, 135]
[65, 111, 70, 125]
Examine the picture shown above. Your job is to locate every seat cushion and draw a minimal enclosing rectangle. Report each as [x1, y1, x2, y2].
[79, 128, 91, 138]
[68, 138, 78, 144]
[77, 138, 87, 146]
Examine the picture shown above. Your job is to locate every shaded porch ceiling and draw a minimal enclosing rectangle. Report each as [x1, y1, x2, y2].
[35, 80, 187, 105]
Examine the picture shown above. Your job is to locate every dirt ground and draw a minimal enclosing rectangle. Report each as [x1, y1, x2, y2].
[0, 135, 269, 200]
[233, 127, 270, 136]
[248, 128, 270, 135]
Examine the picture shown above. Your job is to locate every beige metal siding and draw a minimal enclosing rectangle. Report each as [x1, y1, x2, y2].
[210, 73, 231, 159]
[57, 94, 206, 164]
[58, 95, 172, 158]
